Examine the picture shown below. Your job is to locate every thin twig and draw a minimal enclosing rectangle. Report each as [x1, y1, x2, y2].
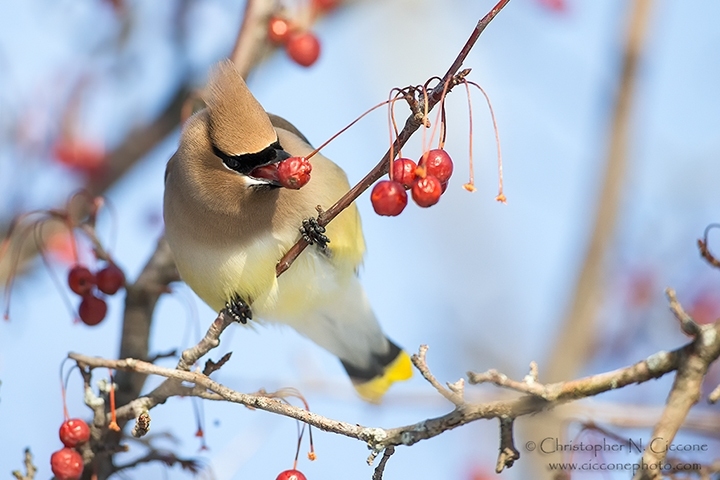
[468, 369, 548, 398]
[665, 288, 700, 337]
[708, 384, 720, 404]
[525, 361, 539, 383]
[495, 417, 519, 473]
[113, 450, 203, 474]
[412, 345, 464, 406]
[203, 352, 233, 376]
[371, 446, 396, 480]
[698, 223, 720, 269]
[11, 448, 37, 480]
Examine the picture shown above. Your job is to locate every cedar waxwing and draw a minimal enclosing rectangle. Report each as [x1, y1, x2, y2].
[163, 60, 412, 402]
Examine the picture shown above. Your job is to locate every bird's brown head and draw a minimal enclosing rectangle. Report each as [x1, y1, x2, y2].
[204, 60, 291, 185]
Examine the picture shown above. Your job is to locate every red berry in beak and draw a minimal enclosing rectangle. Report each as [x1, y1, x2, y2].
[371, 180, 407, 216]
[391, 158, 418, 189]
[411, 175, 442, 207]
[68, 265, 95, 296]
[277, 156, 312, 189]
[419, 149, 453, 183]
[249, 163, 280, 183]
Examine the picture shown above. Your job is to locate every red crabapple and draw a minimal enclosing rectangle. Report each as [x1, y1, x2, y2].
[268, 17, 292, 44]
[79, 294, 107, 326]
[50, 448, 83, 480]
[96, 263, 125, 295]
[59, 418, 91, 447]
[68, 265, 95, 296]
[391, 158, 418, 189]
[313, 0, 340, 11]
[419, 149, 453, 183]
[276, 470, 308, 480]
[286, 32, 321, 67]
[53, 139, 105, 172]
[411, 176, 442, 207]
[371, 180, 407, 216]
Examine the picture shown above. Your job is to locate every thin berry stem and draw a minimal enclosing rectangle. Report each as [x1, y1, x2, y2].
[306, 99, 393, 161]
[420, 84, 430, 170]
[35, 221, 80, 321]
[60, 359, 72, 420]
[387, 88, 404, 178]
[390, 92, 403, 158]
[467, 80, 504, 202]
[429, 78, 451, 150]
[462, 79, 476, 192]
[108, 369, 120, 431]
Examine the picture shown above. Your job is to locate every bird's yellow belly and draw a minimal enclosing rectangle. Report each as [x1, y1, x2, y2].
[172, 234, 348, 323]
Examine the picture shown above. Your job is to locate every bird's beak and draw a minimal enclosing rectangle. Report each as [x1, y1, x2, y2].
[274, 147, 292, 162]
[247, 147, 292, 187]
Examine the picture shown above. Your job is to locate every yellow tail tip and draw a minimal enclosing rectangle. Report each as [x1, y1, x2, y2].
[353, 351, 413, 403]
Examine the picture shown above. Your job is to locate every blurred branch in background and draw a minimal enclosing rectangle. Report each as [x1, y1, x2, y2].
[548, 0, 653, 397]
[0, 0, 195, 285]
[524, 0, 655, 476]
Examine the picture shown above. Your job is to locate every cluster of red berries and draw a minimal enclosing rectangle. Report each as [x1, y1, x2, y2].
[371, 148, 454, 216]
[50, 418, 90, 480]
[67, 262, 125, 326]
[267, 0, 339, 67]
[251, 156, 313, 189]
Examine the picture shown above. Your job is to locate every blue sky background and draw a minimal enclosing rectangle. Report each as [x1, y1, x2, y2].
[1, 0, 720, 478]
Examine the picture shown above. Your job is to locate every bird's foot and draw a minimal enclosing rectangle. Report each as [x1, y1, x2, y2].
[222, 296, 252, 324]
[300, 218, 330, 250]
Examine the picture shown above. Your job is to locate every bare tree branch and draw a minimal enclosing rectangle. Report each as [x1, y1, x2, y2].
[68, 306, 720, 467]
[633, 322, 720, 479]
[230, 0, 277, 78]
[412, 345, 464, 406]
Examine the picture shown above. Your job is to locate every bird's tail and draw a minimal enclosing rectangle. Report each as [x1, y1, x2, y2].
[340, 339, 413, 403]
